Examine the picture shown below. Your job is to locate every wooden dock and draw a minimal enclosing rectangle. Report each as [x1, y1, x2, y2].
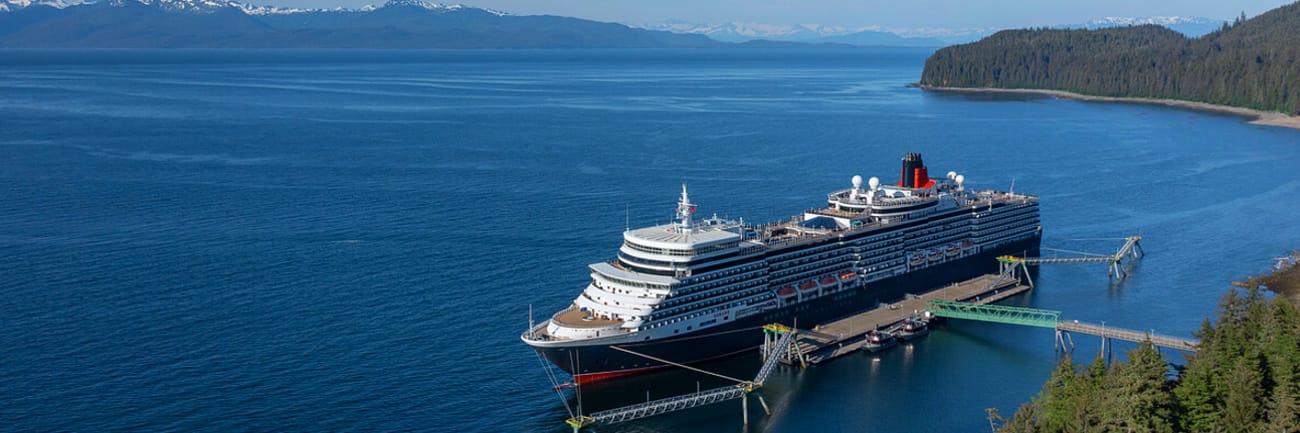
[787, 274, 1030, 364]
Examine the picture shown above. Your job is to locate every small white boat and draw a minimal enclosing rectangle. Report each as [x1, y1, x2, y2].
[861, 329, 897, 352]
[896, 317, 930, 340]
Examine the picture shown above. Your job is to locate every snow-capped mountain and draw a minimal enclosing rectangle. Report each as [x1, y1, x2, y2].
[639, 20, 987, 45]
[641, 20, 861, 42]
[2, 0, 91, 10]
[0, 0, 506, 15]
[0, 0, 716, 48]
[1067, 16, 1226, 37]
[372, 0, 505, 16]
[1085, 15, 1218, 27]
[641, 14, 1227, 46]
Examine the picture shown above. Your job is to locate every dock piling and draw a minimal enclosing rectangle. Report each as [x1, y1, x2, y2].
[742, 394, 748, 425]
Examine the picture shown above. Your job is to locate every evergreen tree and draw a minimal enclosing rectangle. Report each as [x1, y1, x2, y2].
[1219, 357, 1263, 433]
[1002, 403, 1040, 433]
[1108, 342, 1176, 433]
[1004, 263, 1300, 433]
[1267, 385, 1300, 433]
[1034, 357, 1083, 433]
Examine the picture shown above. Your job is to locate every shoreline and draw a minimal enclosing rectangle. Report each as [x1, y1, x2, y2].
[919, 85, 1300, 131]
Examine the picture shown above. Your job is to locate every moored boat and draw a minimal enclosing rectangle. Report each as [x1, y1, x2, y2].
[896, 317, 931, 340]
[862, 329, 897, 352]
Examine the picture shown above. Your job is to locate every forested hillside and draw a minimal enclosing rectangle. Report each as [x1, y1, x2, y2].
[920, 2, 1300, 115]
[994, 270, 1300, 433]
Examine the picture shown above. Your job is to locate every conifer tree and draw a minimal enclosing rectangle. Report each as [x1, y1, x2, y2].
[1002, 263, 1300, 433]
[1001, 403, 1040, 433]
[1219, 357, 1263, 433]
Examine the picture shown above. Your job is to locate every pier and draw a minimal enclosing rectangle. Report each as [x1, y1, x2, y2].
[782, 272, 1032, 365]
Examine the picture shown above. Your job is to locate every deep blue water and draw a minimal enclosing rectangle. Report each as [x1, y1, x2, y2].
[2, 48, 1298, 433]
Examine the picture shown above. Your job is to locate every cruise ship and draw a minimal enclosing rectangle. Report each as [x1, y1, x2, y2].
[522, 153, 1041, 383]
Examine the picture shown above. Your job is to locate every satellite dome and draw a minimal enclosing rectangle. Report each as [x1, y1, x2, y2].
[868, 176, 880, 190]
[851, 175, 863, 189]
[947, 171, 957, 180]
[955, 174, 965, 186]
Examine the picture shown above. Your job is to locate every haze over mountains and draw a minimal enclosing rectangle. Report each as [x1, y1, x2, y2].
[637, 15, 1226, 46]
[0, 0, 720, 48]
[0, 0, 1231, 49]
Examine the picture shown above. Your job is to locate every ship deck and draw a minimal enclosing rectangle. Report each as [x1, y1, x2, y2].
[551, 306, 623, 329]
[759, 192, 1037, 248]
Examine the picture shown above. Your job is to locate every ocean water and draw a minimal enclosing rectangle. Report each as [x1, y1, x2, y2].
[2, 48, 1299, 433]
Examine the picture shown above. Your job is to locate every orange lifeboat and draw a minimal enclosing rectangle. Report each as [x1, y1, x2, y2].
[799, 281, 818, 292]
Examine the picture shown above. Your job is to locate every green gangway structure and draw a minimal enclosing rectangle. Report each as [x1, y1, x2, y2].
[924, 299, 1199, 353]
[925, 299, 1061, 328]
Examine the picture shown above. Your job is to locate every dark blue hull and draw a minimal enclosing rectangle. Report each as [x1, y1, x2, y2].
[534, 234, 1040, 382]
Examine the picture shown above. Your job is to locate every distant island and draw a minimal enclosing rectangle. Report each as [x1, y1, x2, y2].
[919, 1, 1300, 128]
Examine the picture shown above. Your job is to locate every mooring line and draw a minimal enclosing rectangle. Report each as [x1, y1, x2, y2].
[609, 345, 748, 384]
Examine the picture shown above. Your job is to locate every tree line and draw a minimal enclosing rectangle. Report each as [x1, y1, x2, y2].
[921, 2, 1300, 115]
[992, 267, 1300, 433]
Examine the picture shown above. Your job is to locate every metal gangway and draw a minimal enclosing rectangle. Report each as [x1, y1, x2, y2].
[1057, 320, 1200, 354]
[925, 300, 1198, 354]
[1000, 235, 1145, 280]
[563, 324, 797, 432]
[925, 299, 1060, 328]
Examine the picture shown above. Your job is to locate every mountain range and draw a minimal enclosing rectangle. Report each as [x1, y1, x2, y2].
[0, 0, 1235, 49]
[0, 0, 721, 48]
[637, 15, 1227, 47]
[1071, 16, 1225, 37]
[639, 20, 952, 46]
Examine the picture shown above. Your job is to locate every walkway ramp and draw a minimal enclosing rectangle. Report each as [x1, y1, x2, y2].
[924, 300, 1198, 352]
[1004, 235, 1145, 280]
[926, 299, 1060, 328]
[1057, 320, 1198, 352]
[569, 326, 795, 430]
[585, 385, 747, 424]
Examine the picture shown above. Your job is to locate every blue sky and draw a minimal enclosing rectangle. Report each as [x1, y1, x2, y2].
[275, 0, 1293, 28]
